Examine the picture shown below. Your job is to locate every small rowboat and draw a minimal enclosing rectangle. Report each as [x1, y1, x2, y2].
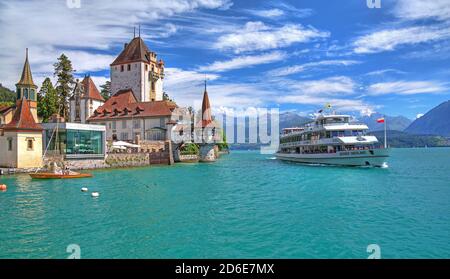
[29, 172, 93, 179]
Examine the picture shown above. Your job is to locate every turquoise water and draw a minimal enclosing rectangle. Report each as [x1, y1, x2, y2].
[0, 148, 449, 259]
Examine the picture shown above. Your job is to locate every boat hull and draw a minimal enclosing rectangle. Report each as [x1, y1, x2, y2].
[29, 173, 93, 179]
[276, 149, 389, 167]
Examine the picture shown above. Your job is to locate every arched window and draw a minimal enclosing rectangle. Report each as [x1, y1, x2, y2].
[16, 88, 21, 99]
[24, 88, 29, 99]
[30, 89, 35, 100]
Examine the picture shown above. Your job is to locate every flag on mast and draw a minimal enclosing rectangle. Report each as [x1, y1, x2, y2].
[377, 117, 385, 123]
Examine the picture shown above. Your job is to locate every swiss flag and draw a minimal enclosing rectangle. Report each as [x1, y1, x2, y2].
[377, 117, 385, 123]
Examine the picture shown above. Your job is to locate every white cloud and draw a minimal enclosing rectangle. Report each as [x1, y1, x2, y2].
[394, 0, 450, 21]
[273, 76, 374, 114]
[269, 60, 360, 77]
[249, 8, 285, 18]
[214, 21, 329, 53]
[365, 69, 407, 76]
[289, 76, 355, 95]
[198, 51, 286, 72]
[0, 0, 231, 88]
[368, 81, 448, 95]
[353, 26, 450, 54]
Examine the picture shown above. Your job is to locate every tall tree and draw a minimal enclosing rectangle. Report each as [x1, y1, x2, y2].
[54, 54, 75, 120]
[100, 80, 111, 100]
[37, 78, 59, 122]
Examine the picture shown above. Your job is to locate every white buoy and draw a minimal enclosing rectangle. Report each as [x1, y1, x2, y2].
[91, 192, 100, 198]
[81, 187, 88, 192]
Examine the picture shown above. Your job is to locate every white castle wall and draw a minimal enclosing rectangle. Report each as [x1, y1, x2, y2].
[111, 62, 164, 102]
[111, 63, 143, 101]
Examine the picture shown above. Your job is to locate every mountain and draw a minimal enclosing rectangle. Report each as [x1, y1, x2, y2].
[358, 113, 412, 132]
[279, 112, 311, 129]
[405, 100, 450, 137]
[369, 130, 450, 148]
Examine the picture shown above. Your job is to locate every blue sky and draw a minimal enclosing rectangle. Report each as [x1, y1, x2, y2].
[0, 0, 449, 119]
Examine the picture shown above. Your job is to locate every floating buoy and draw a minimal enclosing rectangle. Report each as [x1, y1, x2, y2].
[81, 187, 88, 192]
[91, 192, 100, 198]
[0, 184, 7, 191]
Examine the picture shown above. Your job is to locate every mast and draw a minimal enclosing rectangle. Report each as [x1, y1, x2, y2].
[384, 115, 387, 149]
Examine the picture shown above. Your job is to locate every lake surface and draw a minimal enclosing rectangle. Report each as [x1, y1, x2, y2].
[0, 148, 449, 259]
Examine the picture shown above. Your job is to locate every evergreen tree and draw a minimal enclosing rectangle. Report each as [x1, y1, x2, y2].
[37, 78, 59, 122]
[54, 54, 75, 120]
[100, 81, 111, 100]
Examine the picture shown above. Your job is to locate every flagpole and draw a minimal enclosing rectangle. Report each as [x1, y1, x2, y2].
[384, 115, 387, 149]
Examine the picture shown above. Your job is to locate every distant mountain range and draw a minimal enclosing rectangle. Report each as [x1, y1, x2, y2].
[369, 130, 450, 148]
[358, 113, 412, 132]
[279, 112, 311, 130]
[405, 100, 450, 137]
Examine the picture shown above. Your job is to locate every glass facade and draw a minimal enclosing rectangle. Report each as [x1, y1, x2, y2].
[46, 129, 104, 157]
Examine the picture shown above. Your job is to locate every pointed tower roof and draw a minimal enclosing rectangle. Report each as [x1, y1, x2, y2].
[2, 98, 42, 131]
[81, 76, 105, 101]
[200, 81, 213, 127]
[16, 48, 38, 89]
[111, 37, 152, 66]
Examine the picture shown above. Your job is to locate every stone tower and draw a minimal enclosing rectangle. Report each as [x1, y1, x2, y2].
[197, 82, 219, 162]
[16, 48, 38, 122]
[110, 35, 165, 102]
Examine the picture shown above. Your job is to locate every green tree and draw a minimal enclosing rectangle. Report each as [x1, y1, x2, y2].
[37, 78, 59, 122]
[181, 143, 199, 155]
[100, 80, 111, 100]
[0, 84, 16, 103]
[54, 54, 75, 120]
[217, 132, 229, 151]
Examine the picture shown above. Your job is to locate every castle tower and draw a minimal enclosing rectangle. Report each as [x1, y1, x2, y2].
[197, 82, 218, 162]
[16, 48, 38, 122]
[110, 34, 165, 102]
[0, 98, 43, 168]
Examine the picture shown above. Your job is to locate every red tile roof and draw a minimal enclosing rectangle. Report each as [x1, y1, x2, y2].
[70, 76, 105, 102]
[81, 76, 104, 101]
[87, 89, 177, 121]
[198, 89, 213, 128]
[111, 37, 152, 66]
[0, 104, 14, 115]
[1, 99, 42, 131]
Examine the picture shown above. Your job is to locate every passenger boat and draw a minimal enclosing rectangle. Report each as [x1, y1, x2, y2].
[29, 172, 93, 179]
[276, 114, 389, 167]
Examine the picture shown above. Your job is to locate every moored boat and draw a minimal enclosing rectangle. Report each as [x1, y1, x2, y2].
[30, 172, 93, 179]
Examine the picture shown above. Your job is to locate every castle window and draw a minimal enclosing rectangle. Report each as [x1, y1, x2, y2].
[30, 89, 35, 100]
[151, 81, 155, 91]
[24, 88, 29, 99]
[112, 121, 116, 129]
[122, 120, 127, 129]
[145, 65, 148, 71]
[7, 138, 13, 151]
[127, 64, 131, 71]
[133, 119, 140, 129]
[27, 139, 34, 150]
[121, 65, 124, 72]
[16, 88, 21, 99]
